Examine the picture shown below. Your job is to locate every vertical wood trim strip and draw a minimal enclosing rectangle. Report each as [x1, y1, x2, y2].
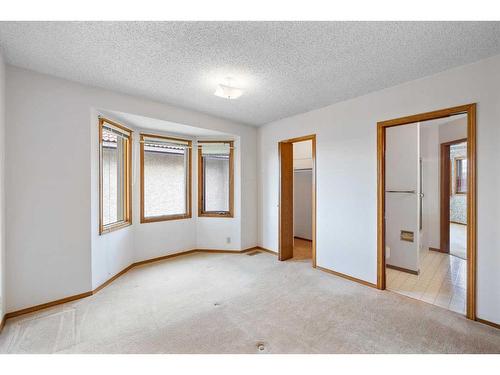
[229, 141, 235, 217]
[440, 143, 451, 253]
[466, 103, 477, 320]
[377, 123, 386, 289]
[140, 134, 145, 223]
[311, 136, 317, 268]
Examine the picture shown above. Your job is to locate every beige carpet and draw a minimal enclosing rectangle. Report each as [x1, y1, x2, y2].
[1, 251, 499, 354]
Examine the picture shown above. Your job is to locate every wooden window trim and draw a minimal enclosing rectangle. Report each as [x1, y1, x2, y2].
[140, 133, 192, 223]
[99, 117, 133, 235]
[198, 140, 234, 218]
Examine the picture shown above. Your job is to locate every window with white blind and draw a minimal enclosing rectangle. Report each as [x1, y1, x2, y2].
[99, 118, 132, 234]
[198, 141, 234, 217]
[140, 134, 192, 222]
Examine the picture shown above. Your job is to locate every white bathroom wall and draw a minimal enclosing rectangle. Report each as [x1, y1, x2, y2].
[6, 66, 257, 311]
[420, 124, 440, 250]
[258, 54, 500, 324]
[385, 123, 420, 272]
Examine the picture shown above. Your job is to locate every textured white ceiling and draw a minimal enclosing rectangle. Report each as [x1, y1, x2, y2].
[1, 22, 500, 126]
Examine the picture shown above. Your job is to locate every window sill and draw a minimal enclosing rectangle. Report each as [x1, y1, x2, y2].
[100, 221, 132, 235]
[141, 213, 192, 223]
[198, 212, 234, 218]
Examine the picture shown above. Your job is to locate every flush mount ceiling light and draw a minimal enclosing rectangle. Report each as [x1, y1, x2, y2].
[214, 77, 243, 100]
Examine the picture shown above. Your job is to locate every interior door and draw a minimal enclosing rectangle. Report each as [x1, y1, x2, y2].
[279, 141, 294, 261]
[385, 123, 421, 273]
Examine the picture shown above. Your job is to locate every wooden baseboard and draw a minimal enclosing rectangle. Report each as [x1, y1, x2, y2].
[5, 245, 495, 333]
[1, 247, 259, 323]
[386, 264, 419, 275]
[132, 249, 199, 268]
[294, 236, 312, 242]
[5, 291, 93, 320]
[476, 318, 500, 330]
[429, 247, 445, 253]
[0, 314, 6, 333]
[316, 266, 377, 288]
[93, 264, 135, 294]
[254, 246, 376, 289]
[255, 246, 278, 255]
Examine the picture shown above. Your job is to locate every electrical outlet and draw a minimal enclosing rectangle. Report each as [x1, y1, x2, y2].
[226, 237, 231, 244]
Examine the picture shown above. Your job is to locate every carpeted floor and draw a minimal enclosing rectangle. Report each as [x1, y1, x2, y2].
[1, 250, 499, 354]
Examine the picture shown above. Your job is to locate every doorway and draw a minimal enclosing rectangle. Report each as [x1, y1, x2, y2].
[278, 135, 316, 266]
[440, 139, 468, 260]
[377, 104, 476, 320]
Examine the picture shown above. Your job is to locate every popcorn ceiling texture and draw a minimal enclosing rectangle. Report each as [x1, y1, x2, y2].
[1, 22, 500, 125]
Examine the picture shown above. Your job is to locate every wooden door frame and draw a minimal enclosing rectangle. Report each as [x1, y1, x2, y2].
[377, 104, 476, 320]
[278, 134, 317, 267]
[439, 138, 467, 254]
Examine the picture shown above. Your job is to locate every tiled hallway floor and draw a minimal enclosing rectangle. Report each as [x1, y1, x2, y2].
[387, 248, 466, 314]
[450, 223, 467, 260]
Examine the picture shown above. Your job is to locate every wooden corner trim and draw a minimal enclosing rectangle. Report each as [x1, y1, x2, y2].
[0, 314, 6, 333]
[256, 246, 377, 289]
[293, 236, 313, 242]
[4, 291, 93, 320]
[386, 264, 419, 275]
[316, 266, 378, 289]
[476, 318, 500, 330]
[429, 247, 446, 253]
[255, 246, 279, 255]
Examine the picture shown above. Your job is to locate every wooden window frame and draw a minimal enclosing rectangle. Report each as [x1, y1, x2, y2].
[197, 140, 234, 218]
[454, 157, 467, 195]
[99, 117, 133, 235]
[140, 133, 192, 223]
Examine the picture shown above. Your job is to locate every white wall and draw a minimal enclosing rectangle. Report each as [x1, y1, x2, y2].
[439, 116, 468, 144]
[6, 66, 257, 311]
[0, 50, 5, 321]
[294, 170, 312, 240]
[385, 123, 420, 272]
[258, 54, 500, 324]
[420, 124, 440, 250]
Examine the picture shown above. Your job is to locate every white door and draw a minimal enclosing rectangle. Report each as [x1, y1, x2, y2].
[385, 123, 420, 273]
